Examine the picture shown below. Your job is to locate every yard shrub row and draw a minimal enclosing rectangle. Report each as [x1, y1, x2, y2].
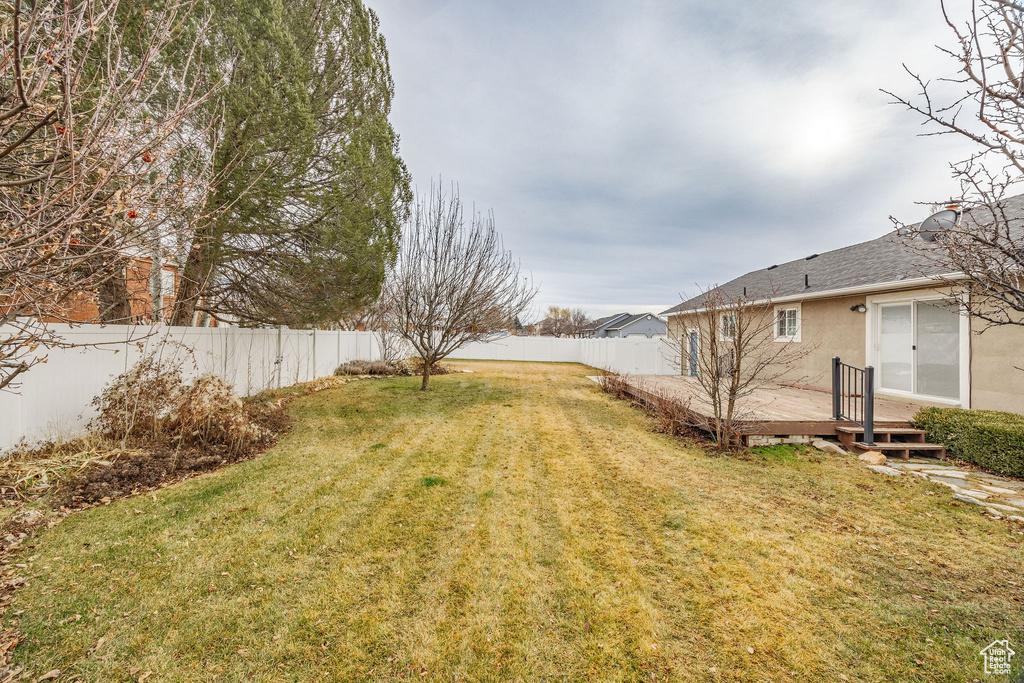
[912, 407, 1024, 478]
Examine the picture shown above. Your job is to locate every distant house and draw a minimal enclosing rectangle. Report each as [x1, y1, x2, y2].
[661, 196, 1024, 415]
[587, 312, 667, 339]
[42, 253, 181, 325]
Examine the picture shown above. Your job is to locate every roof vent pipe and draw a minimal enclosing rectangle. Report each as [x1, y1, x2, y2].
[804, 274, 809, 289]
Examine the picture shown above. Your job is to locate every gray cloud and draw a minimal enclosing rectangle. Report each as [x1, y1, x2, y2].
[369, 0, 979, 320]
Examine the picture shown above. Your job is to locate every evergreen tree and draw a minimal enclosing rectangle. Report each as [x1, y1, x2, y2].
[169, 0, 411, 326]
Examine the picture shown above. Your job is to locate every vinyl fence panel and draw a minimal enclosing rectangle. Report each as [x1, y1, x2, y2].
[1, 327, 675, 450]
[0, 324, 382, 450]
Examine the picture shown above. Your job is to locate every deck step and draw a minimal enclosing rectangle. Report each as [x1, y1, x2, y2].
[835, 426, 925, 435]
[853, 442, 944, 451]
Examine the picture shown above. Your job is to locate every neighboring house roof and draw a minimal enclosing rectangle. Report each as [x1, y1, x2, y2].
[587, 312, 630, 331]
[661, 194, 1024, 315]
[604, 313, 665, 331]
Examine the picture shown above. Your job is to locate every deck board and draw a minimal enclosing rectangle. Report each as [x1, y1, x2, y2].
[626, 375, 920, 437]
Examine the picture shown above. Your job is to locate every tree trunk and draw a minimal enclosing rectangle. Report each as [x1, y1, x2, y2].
[171, 223, 218, 326]
[97, 268, 133, 323]
[420, 359, 431, 390]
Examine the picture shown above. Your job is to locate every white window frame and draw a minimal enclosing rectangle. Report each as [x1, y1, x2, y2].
[719, 312, 737, 341]
[864, 290, 970, 408]
[773, 304, 801, 342]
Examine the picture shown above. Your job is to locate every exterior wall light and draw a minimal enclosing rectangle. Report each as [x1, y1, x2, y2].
[850, 304, 867, 313]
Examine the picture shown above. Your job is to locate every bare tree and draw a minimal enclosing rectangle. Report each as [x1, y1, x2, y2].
[886, 0, 1024, 327]
[377, 184, 536, 390]
[567, 307, 592, 338]
[664, 287, 813, 449]
[0, 0, 215, 390]
[539, 306, 592, 337]
[538, 307, 569, 337]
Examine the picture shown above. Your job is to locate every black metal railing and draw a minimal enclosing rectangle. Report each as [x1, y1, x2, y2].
[832, 356, 875, 446]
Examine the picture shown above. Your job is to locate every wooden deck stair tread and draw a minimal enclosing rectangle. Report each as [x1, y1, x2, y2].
[835, 426, 924, 435]
[854, 442, 945, 451]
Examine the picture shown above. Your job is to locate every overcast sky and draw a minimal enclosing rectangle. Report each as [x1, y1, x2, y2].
[367, 0, 977, 321]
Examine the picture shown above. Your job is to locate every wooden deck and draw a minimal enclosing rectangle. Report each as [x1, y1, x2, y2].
[627, 375, 921, 440]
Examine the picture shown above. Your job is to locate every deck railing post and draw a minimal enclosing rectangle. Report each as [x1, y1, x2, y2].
[831, 356, 841, 420]
[863, 365, 875, 446]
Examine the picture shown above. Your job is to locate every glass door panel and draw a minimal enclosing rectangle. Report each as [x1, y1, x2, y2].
[915, 301, 960, 399]
[879, 304, 912, 392]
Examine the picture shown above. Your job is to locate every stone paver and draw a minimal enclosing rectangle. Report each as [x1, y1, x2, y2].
[818, 441, 1024, 523]
[866, 465, 904, 476]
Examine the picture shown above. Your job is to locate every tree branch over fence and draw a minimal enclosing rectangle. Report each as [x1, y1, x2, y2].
[1, 0, 218, 390]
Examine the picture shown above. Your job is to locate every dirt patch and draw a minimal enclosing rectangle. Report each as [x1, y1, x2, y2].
[66, 403, 288, 505]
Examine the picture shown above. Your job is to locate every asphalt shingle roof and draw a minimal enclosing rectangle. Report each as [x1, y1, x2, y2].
[604, 313, 663, 330]
[660, 194, 1024, 315]
[587, 313, 629, 331]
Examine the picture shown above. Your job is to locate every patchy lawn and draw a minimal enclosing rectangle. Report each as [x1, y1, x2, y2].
[5, 361, 1024, 681]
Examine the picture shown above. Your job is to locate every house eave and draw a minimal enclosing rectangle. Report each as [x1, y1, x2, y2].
[663, 273, 966, 316]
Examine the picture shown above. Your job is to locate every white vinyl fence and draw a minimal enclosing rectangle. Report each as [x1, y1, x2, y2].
[0, 327, 678, 450]
[0, 324, 380, 449]
[452, 335, 678, 376]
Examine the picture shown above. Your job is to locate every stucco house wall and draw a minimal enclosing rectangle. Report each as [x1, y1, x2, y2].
[970, 315, 1024, 414]
[668, 286, 1024, 414]
[667, 296, 867, 387]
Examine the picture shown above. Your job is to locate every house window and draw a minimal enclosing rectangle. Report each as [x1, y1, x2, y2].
[719, 312, 736, 341]
[775, 306, 800, 342]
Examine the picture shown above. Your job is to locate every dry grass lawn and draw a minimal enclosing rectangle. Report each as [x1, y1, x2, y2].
[6, 361, 1024, 681]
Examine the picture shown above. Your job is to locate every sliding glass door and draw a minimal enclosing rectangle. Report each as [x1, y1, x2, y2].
[877, 300, 960, 401]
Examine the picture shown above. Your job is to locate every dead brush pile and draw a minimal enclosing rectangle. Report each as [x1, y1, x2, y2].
[335, 359, 413, 376]
[1, 351, 288, 511]
[176, 374, 271, 446]
[408, 357, 454, 377]
[597, 373, 706, 441]
[335, 357, 455, 377]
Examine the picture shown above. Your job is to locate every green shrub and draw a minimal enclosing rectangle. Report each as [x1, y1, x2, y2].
[912, 407, 1024, 478]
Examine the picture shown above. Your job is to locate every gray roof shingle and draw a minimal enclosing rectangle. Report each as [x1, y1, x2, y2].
[661, 194, 1024, 315]
[587, 312, 630, 331]
[604, 313, 663, 330]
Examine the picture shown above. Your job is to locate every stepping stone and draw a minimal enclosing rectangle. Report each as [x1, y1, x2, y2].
[926, 469, 969, 479]
[975, 476, 1024, 489]
[1009, 516, 1024, 523]
[957, 489, 992, 500]
[953, 493, 986, 506]
[1006, 498, 1024, 508]
[979, 484, 1019, 496]
[866, 465, 903, 476]
[983, 502, 1022, 513]
[931, 477, 969, 489]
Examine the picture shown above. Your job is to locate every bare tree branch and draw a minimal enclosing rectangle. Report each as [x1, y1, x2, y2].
[888, 0, 1024, 330]
[376, 182, 536, 390]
